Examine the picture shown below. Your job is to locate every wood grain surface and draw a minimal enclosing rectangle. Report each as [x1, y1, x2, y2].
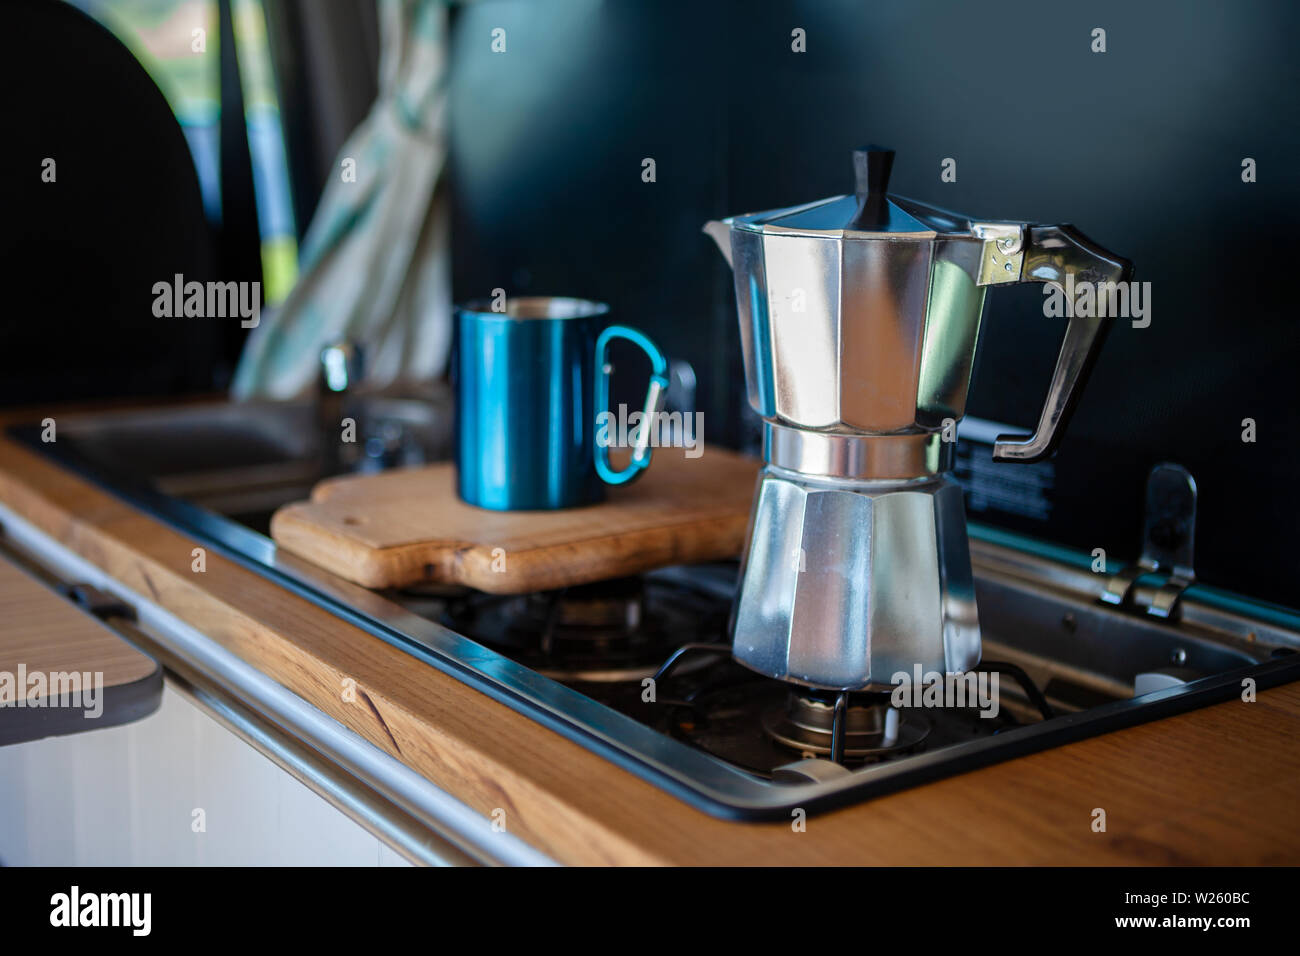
[1, 424, 1297, 865]
[0, 555, 157, 699]
[270, 445, 759, 592]
[0, 551, 161, 744]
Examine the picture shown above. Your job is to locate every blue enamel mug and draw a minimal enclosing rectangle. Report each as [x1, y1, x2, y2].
[453, 297, 670, 510]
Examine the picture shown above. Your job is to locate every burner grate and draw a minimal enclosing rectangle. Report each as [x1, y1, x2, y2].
[440, 575, 729, 683]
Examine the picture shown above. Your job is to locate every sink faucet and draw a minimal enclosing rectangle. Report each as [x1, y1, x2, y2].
[317, 342, 363, 476]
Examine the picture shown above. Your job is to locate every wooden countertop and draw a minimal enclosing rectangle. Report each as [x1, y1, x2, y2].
[0, 552, 161, 745]
[1, 419, 1297, 865]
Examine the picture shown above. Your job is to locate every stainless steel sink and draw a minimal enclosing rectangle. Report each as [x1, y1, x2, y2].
[40, 394, 451, 531]
[55, 402, 317, 476]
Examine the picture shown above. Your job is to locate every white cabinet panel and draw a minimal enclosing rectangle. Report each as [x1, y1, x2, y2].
[0, 686, 410, 867]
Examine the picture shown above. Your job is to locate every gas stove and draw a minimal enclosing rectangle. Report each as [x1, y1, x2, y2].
[16, 419, 1300, 820]
[417, 568, 1018, 778]
[376, 544, 1300, 809]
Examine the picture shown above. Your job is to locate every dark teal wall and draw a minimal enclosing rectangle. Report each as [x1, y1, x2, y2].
[448, 0, 1300, 606]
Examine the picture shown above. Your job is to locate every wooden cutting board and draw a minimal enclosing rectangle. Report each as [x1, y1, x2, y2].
[270, 446, 760, 593]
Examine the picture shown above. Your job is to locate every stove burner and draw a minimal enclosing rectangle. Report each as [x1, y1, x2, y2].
[441, 575, 728, 683]
[436, 573, 1024, 778]
[762, 691, 930, 760]
[653, 650, 1013, 777]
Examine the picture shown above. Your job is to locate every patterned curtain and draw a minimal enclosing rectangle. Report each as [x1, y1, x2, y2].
[232, 0, 451, 398]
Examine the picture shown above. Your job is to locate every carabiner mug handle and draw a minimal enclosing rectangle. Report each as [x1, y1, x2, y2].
[594, 325, 670, 485]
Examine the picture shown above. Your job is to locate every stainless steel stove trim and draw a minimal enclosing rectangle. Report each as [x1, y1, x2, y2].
[968, 521, 1300, 641]
[11, 424, 1300, 822]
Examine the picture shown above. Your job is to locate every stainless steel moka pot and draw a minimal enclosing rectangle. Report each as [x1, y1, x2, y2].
[705, 147, 1132, 691]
